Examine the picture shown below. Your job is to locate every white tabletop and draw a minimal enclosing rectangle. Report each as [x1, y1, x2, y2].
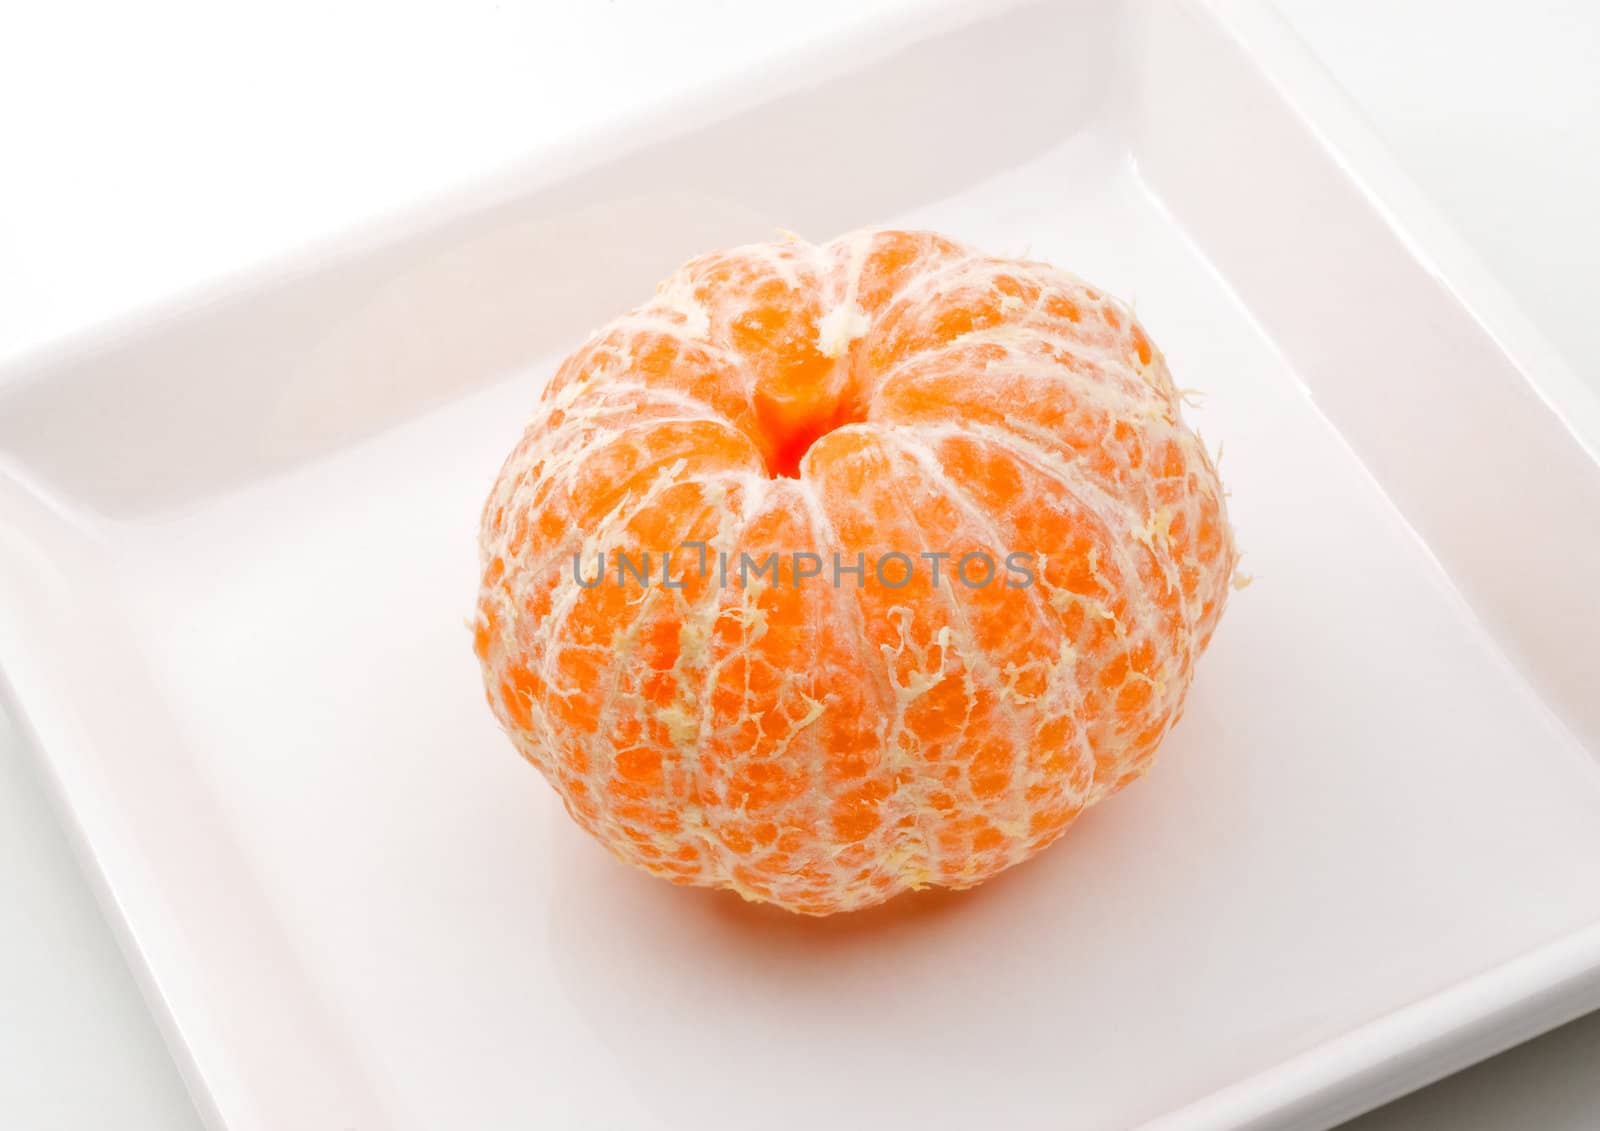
[1, 1, 1597, 1127]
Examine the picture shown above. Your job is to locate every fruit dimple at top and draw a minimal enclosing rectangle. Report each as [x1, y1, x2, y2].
[474, 226, 1236, 916]
[649, 230, 985, 479]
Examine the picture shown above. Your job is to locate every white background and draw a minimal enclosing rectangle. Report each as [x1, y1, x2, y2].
[1, 1, 1597, 1127]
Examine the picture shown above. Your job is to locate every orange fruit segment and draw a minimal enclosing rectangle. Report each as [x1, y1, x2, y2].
[475, 228, 1235, 915]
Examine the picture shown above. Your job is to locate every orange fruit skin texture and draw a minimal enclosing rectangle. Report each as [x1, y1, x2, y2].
[473, 228, 1235, 916]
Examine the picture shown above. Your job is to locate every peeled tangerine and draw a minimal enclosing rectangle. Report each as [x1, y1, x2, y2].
[473, 228, 1235, 916]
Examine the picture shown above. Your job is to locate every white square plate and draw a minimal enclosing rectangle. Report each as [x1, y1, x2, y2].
[4, 2, 1600, 1128]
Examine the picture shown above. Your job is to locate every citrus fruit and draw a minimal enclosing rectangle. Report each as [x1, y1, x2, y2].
[473, 228, 1235, 915]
